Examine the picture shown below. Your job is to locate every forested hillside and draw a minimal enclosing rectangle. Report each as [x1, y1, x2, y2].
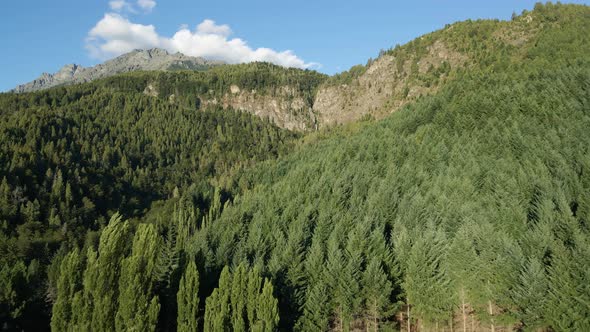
[1, 2, 590, 332]
[313, 2, 590, 127]
[0, 72, 300, 330]
[94, 62, 327, 130]
[188, 4, 590, 330]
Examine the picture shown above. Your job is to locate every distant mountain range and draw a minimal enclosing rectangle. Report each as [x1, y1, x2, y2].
[11, 48, 223, 93]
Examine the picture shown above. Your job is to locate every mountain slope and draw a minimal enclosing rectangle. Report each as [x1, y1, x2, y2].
[0, 69, 301, 329]
[11, 48, 222, 93]
[1, 2, 589, 332]
[187, 3, 590, 330]
[70, 62, 327, 130]
[313, 2, 587, 127]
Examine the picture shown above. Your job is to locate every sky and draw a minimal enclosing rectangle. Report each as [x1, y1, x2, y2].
[0, 0, 588, 91]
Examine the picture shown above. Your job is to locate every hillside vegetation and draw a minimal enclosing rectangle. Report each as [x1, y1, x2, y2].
[1, 2, 589, 332]
[313, 2, 589, 127]
[0, 73, 299, 329]
[97, 62, 327, 130]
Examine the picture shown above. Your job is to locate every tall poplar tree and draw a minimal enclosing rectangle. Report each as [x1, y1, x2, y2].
[177, 260, 200, 332]
[115, 223, 162, 332]
[51, 248, 82, 332]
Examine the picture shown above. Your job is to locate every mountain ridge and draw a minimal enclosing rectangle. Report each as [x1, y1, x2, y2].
[1, 3, 589, 331]
[11, 48, 223, 93]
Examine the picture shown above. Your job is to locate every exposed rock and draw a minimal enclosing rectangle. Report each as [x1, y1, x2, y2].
[143, 84, 158, 97]
[313, 40, 468, 127]
[12, 48, 223, 93]
[230, 85, 241, 94]
[201, 85, 314, 131]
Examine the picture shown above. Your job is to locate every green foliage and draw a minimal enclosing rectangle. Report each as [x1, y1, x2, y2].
[0, 63, 301, 328]
[253, 279, 280, 332]
[50, 248, 82, 332]
[115, 223, 161, 332]
[194, 4, 590, 330]
[3, 3, 590, 331]
[403, 226, 452, 327]
[326, 64, 367, 86]
[363, 257, 394, 331]
[177, 260, 200, 332]
[204, 265, 280, 331]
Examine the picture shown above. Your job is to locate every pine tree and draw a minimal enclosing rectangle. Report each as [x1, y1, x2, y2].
[512, 257, 548, 331]
[203, 265, 281, 331]
[446, 224, 479, 332]
[545, 232, 590, 331]
[470, 225, 521, 331]
[177, 260, 200, 332]
[0, 177, 15, 219]
[203, 187, 222, 228]
[153, 222, 181, 330]
[324, 236, 360, 332]
[297, 283, 330, 331]
[175, 204, 199, 250]
[362, 257, 393, 332]
[403, 226, 452, 329]
[69, 249, 96, 331]
[204, 289, 221, 332]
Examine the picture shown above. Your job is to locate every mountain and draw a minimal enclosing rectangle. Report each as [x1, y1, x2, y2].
[1, 2, 590, 331]
[312, 3, 580, 127]
[11, 48, 222, 93]
[199, 4, 590, 331]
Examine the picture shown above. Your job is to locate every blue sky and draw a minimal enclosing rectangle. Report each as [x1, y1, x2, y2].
[0, 0, 588, 91]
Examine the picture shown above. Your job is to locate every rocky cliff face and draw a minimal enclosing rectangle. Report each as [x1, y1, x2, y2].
[145, 82, 316, 131]
[312, 40, 468, 127]
[311, 13, 543, 128]
[12, 48, 222, 93]
[202, 85, 315, 131]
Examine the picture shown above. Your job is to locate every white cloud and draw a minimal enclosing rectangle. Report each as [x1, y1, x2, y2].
[196, 19, 231, 37]
[86, 13, 162, 58]
[109, 0, 127, 11]
[86, 14, 318, 69]
[137, 0, 156, 11]
[109, 0, 155, 13]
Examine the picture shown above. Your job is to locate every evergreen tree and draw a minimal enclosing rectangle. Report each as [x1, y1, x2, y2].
[297, 283, 330, 331]
[324, 237, 360, 332]
[204, 289, 222, 332]
[511, 257, 548, 331]
[362, 257, 393, 332]
[545, 232, 590, 331]
[403, 226, 452, 329]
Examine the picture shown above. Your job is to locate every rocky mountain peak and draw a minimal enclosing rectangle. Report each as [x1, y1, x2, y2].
[11, 49, 222, 93]
[145, 48, 170, 57]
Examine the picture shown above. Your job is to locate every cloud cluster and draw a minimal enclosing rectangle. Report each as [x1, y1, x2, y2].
[86, 14, 317, 69]
[137, 0, 156, 11]
[109, 0, 155, 13]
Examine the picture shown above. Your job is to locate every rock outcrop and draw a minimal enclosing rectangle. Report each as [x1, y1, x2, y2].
[313, 40, 468, 127]
[12, 48, 222, 93]
[201, 85, 315, 131]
